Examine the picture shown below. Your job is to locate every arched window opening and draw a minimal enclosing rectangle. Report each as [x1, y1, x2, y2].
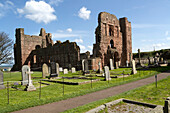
[109, 28, 112, 36]
[110, 40, 114, 48]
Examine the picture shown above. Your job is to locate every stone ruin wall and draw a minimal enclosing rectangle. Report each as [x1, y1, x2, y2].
[12, 28, 80, 71]
[30, 40, 80, 70]
[13, 28, 53, 70]
[93, 12, 132, 67]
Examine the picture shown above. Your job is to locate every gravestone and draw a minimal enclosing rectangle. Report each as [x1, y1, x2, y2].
[115, 62, 119, 69]
[56, 63, 60, 76]
[50, 62, 59, 77]
[109, 59, 114, 70]
[161, 58, 164, 63]
[164, 97, 170, 113]
[68, 64, 72, 71]
[42, 63, 49, 78]
[126, 60, 129, 67]
[24, 71, 36, 91]
[84, 60, 89, 72]
[63, 69, 68, 74]
[97, 61, 102, 73]
[104, 66, 111, 81]
[131, 60, 137, 74]
[71, 67, 76, 73]
[0, 71, 5, 89]
[82, 59, 85, 71]
[138, 49, 141, 65]
[59, 67, 63, 72]
[50, 62, 56, 74]
[22, 65, 30, 85]
[82, 59, 89, 72]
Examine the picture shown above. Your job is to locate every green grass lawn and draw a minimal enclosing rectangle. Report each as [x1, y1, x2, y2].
[0, 66, 170, 113]
[63, 76, 170, 113]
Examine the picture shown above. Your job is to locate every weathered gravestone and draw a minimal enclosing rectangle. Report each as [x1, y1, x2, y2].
[115, 62, 119, 69]
[104, 66, 111, 81]
[71, 67, 76, 73]
[68, 64, 72, 71]
[22, 65, 30, 85]
[63, 69, 68, 74]
[0, 71, 5, 89]
[82, 59, 85, 71]
[97, 61, 102, 73]
[161, 58, 164, 63]
[42, 63, 49, 78]
[110, 59, 114, 70]
[131, 60, 137, 74]
[50, 62, 59, 77]
[82, 59, 89, 74]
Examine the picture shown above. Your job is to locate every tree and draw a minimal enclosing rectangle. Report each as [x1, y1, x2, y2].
[0, 32, 13, 65]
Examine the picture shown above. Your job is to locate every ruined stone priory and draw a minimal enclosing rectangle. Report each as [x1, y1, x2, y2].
[12, 12, 132, 71]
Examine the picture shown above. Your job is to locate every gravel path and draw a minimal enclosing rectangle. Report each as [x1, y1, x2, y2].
[12, 71, 170, 113]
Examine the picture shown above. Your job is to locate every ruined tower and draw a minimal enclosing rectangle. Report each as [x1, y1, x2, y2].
[93, 12, 132, 67]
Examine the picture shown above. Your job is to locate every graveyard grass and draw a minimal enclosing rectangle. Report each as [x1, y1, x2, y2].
[0, 66, 170, 113]
[63, 76, 170, 113]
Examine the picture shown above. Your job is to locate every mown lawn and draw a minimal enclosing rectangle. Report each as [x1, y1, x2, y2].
[0, 66, 169, 113]
[63, 76, 170, 113]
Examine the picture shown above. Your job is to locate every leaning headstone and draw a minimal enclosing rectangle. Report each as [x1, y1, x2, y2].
[63, 69, 68, 74]
[42, 63, 49, 78]
[115, 62, 119, 69]
[131, 60, 137, 74]
[0, 71, 5, 89]
[71, 67, 76, 73]
[59, 67, 63, 72]
[24, 71, 36, 91]
[22, 65, 30, 85]
[82, 59, 85, 71]
[109, 59, 114, 70]
[104, 66, 111, 81]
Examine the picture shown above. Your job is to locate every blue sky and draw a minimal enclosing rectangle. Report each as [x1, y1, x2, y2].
[0, 0, 170, 54]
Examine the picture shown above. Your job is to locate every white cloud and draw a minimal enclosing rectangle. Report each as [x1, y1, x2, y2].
[78, 7, 91, 20]
[66, 28, 72, 33]
[79, 45, 86, 50]
[6, 1, 14, 6]
[74, 38, 83, 43]
[167, 37, 170, 40]
[153, 43, 165, 47]
[0, 1, 14, 18]
[0, 3, 4, 7]
[49, 0, 63, 6]
[88, 45, 93, 49]
[57, 30, 64, 33]
[165, 31, 169, 36]
[17, 0, 57, 24]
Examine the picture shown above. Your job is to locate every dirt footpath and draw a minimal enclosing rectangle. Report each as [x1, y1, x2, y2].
[12, 71, 170, 113]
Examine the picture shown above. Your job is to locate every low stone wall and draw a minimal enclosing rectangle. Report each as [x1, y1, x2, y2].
[86, 98, 166, 113]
